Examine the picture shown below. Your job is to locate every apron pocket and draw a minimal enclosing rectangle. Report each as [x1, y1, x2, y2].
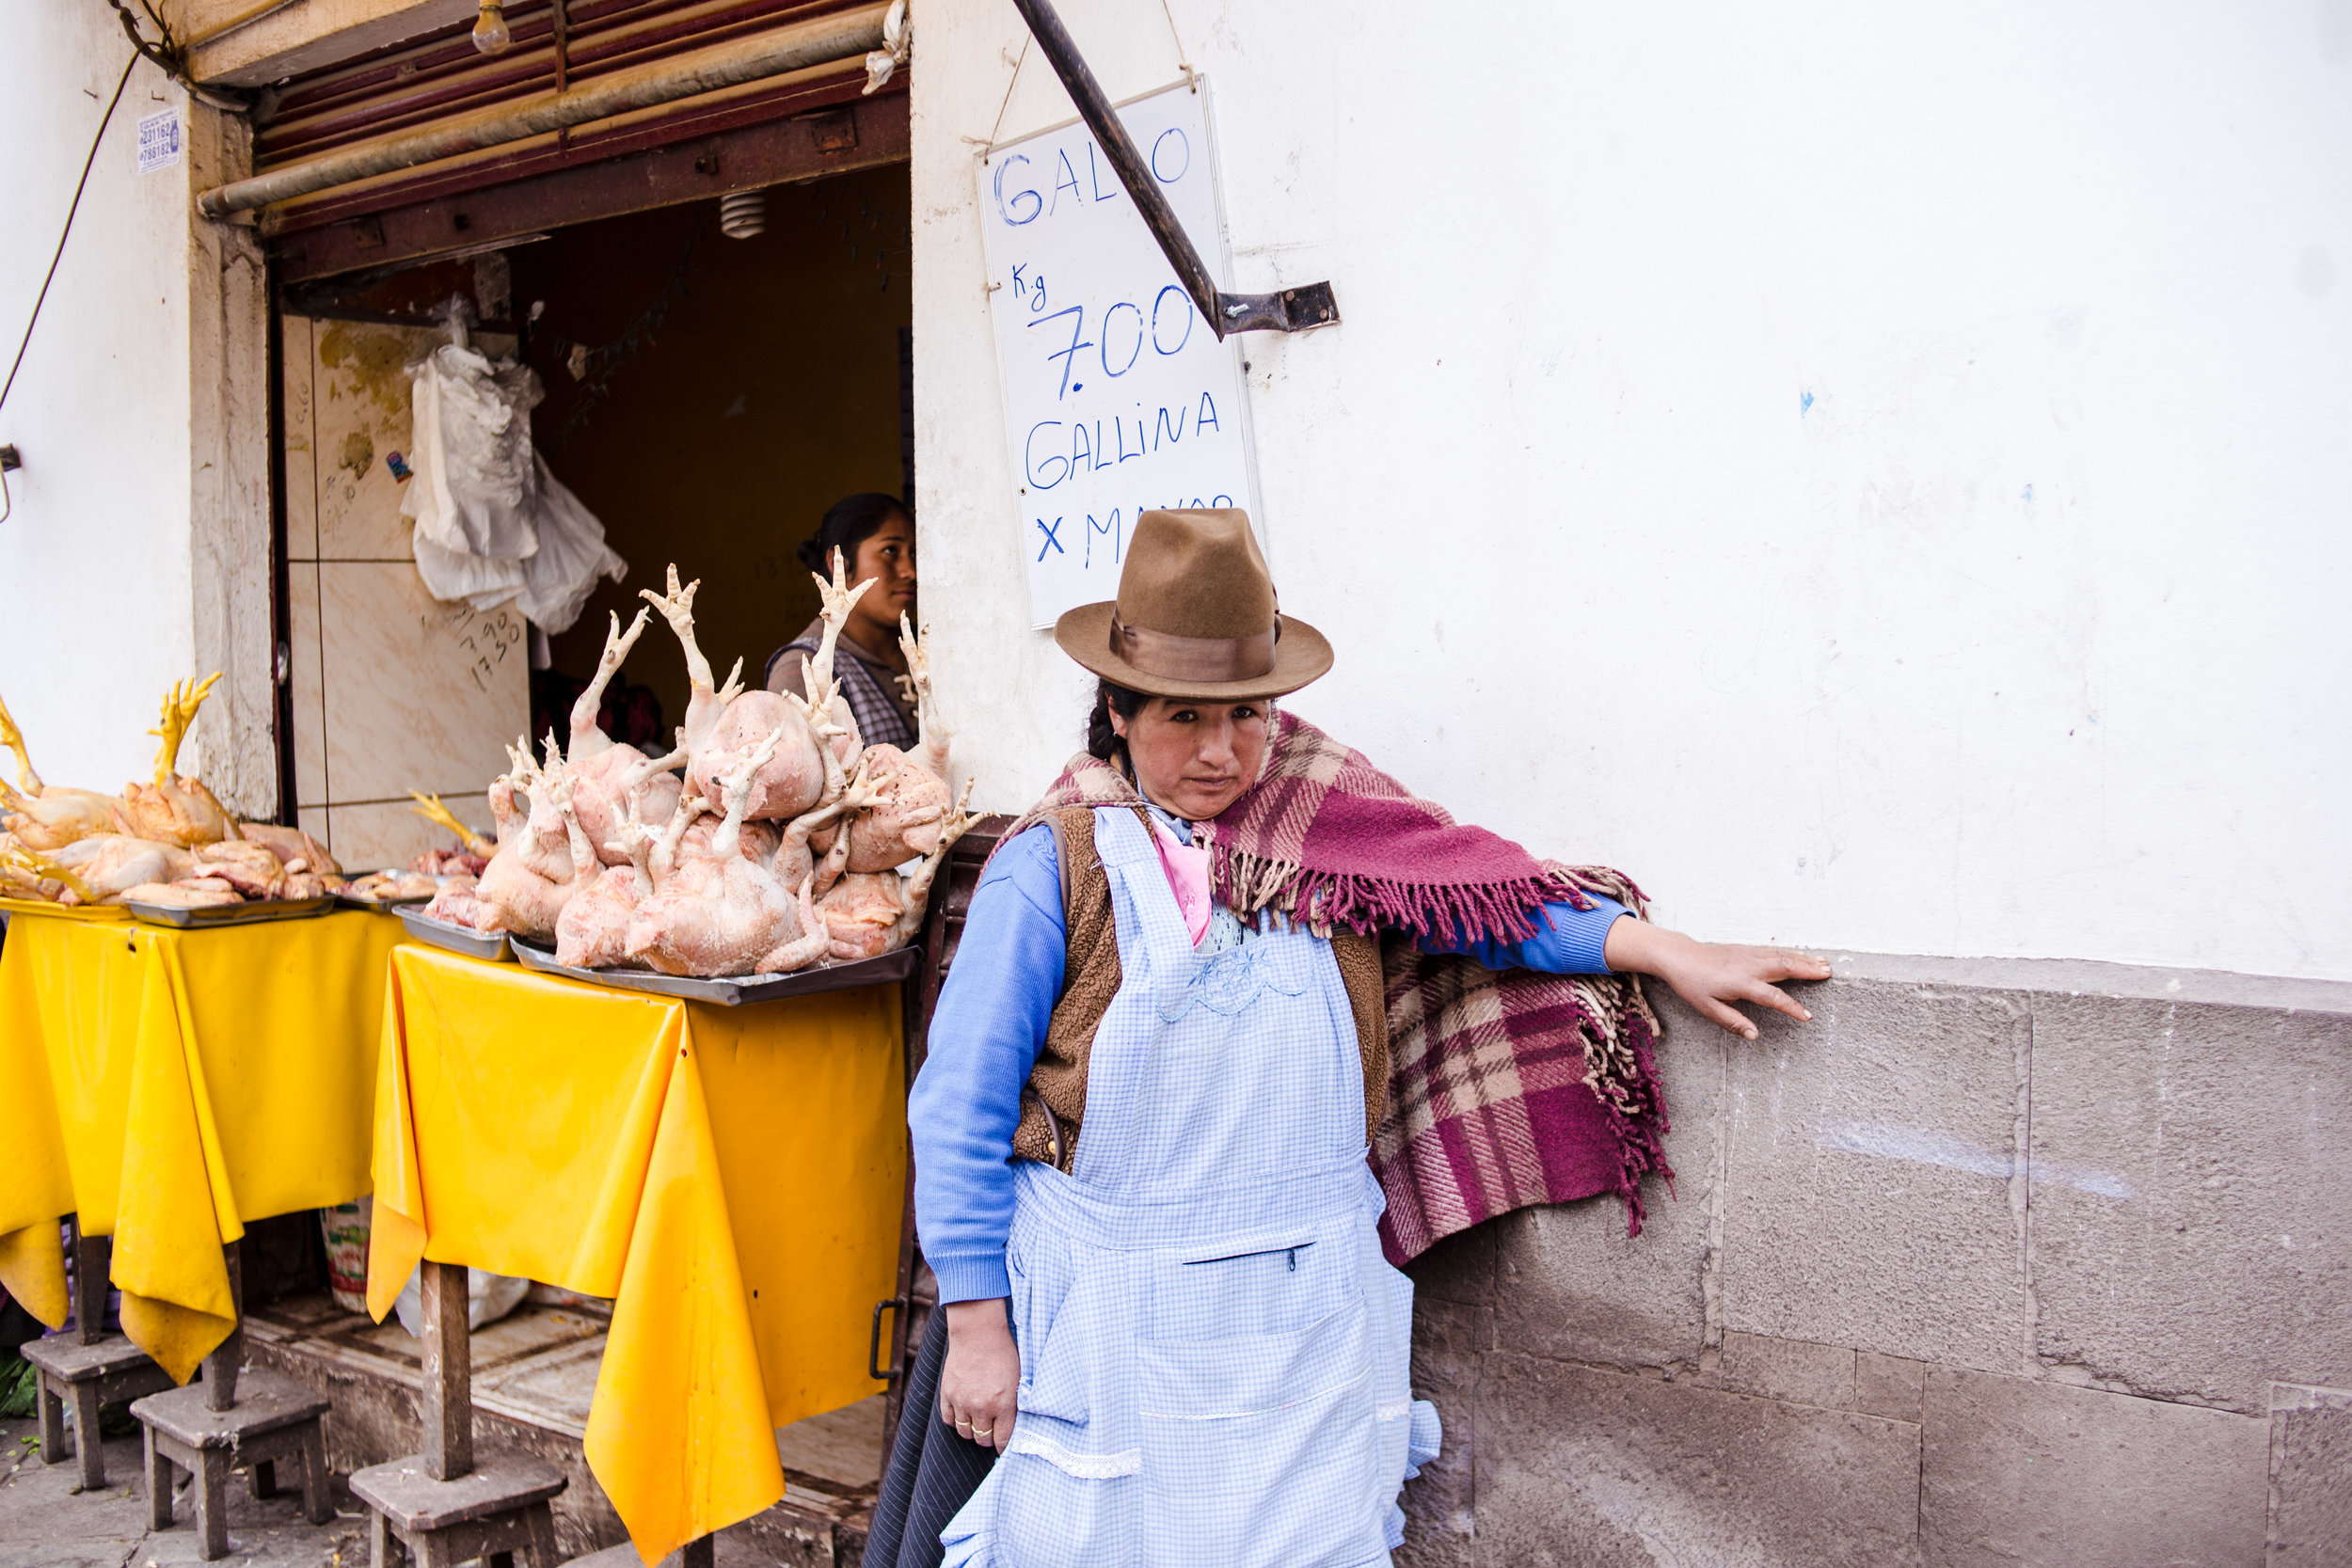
[1137, 1299, 1386, 1568]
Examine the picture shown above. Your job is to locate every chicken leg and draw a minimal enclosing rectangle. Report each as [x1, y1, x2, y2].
[0, 690, 43, 794]
[148, 674, 224, 789]
[898, 612, 952, 780]
[882, 782, 977, 951]
[640, 565, 745, 752]
[567, 607, 651, 765]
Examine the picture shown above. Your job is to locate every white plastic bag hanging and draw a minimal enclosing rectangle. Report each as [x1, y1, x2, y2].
[401, 296, 625, 634]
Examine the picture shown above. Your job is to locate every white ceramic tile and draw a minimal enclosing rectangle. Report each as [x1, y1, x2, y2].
[281, 314, 318, 561]
[286, 561, 326, 808]
[313, 323, 516, 562]
[325, 795, 498, 874]
[296, 806, 329, 854]
[318, 562, 528, 803]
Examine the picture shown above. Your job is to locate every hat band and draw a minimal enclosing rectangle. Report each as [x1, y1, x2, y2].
[1108, 610, 1279, 684]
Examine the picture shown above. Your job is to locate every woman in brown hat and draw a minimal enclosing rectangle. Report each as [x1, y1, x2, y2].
[879, 510, 1826, 1568]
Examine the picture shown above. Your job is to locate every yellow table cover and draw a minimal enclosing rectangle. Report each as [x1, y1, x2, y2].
[367, 945, 906, 1565]
[0, 908, 402, 1380]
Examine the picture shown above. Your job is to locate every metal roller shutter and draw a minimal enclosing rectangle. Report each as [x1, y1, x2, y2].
[255, 0, 905, 281]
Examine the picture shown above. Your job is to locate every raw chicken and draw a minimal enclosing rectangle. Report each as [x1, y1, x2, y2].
[476, 751, 596, 939]
[621, 721, 830, 978]
[48, 835, 194, 901]
[555, 816, 657, 970]
[420, 881, 505, 932]
[0, 691, 135, 848]
[119, 880, 240, 910]
[814, 784, 975, 960]
[800, 549, 876, 763]
[405, 794, 493, 876]
[642, 566, 828, 824]
[189, 841, 289, 901]
[555, 610, 689, 864]
[120, 677, 236, 848]
[840, 615, 954, 872]
[239, 823, 342, 876]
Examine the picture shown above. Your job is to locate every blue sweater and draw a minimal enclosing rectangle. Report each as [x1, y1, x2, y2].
[906, 820, 1629, 1305]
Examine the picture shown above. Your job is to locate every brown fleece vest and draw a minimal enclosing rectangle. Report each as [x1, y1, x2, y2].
[1010, 805, 1391, 1173]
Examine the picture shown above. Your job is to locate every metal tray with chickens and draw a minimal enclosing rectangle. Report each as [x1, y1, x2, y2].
[396, 906, 514, 961]
[124, 895, 338, 929]
[508, 939, 917, 1006]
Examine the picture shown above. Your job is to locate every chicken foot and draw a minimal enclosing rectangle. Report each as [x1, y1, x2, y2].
[883, 781, 977, 950]
[640, 565, 745, 752]
[754, 874, 830, 975]
[148, 673, 224, 788]
[568, 607, 651, 764]
[898, 612, 952, 780]
[409, 792, 496, 858]
[0, 690, 42, 794]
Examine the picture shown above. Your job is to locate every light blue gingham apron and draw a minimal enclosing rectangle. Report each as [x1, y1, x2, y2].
[940, 806, 1440, 1568]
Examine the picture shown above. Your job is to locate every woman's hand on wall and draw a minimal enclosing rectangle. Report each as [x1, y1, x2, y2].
[940, 1298, 1021, 1453]
[1602, 919, 1831, 1039]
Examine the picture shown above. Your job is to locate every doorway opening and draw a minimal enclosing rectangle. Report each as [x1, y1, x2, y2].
[276, 164, 913, 871]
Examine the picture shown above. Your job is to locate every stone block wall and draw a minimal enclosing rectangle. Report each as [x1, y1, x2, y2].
[1397, 954, 2352, 1566]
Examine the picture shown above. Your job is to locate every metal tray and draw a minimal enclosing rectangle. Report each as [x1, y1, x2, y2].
[396, 907, 513, 961]
[336, 889, 436, 911]
[124, 895, 338, 928]
[509, 940, 917, 1006]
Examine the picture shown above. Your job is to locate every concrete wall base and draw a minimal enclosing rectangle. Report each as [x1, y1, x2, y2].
[1399, 953, 2352, 1566]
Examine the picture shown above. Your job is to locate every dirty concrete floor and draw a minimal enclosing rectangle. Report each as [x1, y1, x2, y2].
[0, 1418, 369, 1568]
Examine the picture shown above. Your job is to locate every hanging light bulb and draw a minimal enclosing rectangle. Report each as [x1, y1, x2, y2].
[472, 2, 513, 55]
[720, 190, 767, 240]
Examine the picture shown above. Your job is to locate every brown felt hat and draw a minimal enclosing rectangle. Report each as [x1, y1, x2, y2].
[1054, 508, 1332, 701]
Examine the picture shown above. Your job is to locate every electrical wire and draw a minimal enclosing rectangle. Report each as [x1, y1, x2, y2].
[0, 48, 138, 527]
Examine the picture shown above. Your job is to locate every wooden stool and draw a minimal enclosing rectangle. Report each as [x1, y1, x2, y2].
[349, 1261, 567, 1567]
[129, 1243, 333, 1560]
[23, 1216, 174, 1490]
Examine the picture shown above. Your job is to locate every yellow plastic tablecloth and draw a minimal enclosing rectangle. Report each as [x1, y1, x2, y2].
[367, 945, 907, 1566]
[0, 907, 402, 1381]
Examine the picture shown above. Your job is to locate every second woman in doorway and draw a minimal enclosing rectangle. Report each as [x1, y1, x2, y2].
[768, 492, 919, 751]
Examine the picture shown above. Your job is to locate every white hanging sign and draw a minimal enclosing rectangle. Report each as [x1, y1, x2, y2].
[977, 80, 1258, 630]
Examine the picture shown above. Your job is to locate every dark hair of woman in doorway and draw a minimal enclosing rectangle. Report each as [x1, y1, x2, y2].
[766, 492, 920, 752]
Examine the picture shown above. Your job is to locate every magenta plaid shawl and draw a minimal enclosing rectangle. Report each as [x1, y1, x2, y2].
[1001, 710, 1672, 1263]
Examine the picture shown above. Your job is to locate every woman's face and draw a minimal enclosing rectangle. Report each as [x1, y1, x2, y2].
[846, 514, 916, 641]
[1112, 698, 1268, 821]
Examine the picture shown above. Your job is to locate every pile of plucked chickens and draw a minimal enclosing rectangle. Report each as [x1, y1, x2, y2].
[421, 556, 974, 978]
[0, 676, 341, 909]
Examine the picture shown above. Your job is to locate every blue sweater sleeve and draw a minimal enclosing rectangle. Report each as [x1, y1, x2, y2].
[906, 825, 1627, 1305]
[908, 824, 1066, 1305]
[1420, 895, 1629, 974]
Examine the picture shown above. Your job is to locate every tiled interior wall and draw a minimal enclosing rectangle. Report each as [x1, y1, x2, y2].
[281, 314, 522, 871]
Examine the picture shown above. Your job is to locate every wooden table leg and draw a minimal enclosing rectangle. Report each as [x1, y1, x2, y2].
[369, 1508, 400, 1568]
[201, 1243, 243, 1413]
[680, 1535, 715, 1568]
[418, 1260, 471, 1481]
[250, 1457, 278, 1498]
[69, 1377, 103, 1491]
[145, 1426, 173, 1530]
[70, 1216, 108, 1346]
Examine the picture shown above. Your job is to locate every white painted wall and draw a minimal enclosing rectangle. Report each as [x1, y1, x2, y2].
[0, 4, 200, 796]
[913, 1, 2352, 982]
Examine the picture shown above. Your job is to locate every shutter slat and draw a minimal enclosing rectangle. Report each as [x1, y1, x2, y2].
[255, 0, 871, 170]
